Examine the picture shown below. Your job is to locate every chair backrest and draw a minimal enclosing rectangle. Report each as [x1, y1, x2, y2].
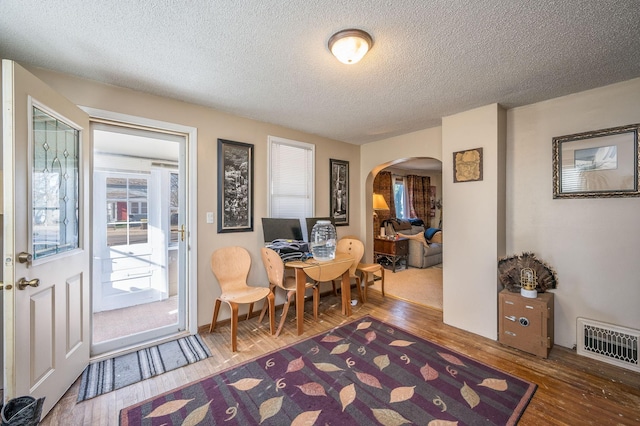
[210, 246, 252, 292]
[336, 238, 364, 276]
[260, 247, 286, 289]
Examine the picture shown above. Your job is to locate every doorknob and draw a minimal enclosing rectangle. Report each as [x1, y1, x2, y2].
[17, 252, 33, 264]
[17, 277, 40, 290]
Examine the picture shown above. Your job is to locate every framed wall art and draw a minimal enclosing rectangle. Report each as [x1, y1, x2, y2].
[552, 123, 640, 198]
[217, 139, 254, 233]
[453, 147, 483, 183]
[329, 158, 349, 226]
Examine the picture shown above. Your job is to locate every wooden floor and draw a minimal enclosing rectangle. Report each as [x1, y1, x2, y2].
[41, 291, 640, 425]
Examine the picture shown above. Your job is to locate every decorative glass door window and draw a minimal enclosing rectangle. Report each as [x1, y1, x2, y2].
[32, 106, 80, 259]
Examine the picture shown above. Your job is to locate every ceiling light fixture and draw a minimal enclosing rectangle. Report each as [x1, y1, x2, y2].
[328, 29, 373, 64]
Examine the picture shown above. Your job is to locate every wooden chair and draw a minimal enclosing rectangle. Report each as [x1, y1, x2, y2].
[357, 260, 385, 301]
[335, 237, 386, 302]
[258, 248, 319, 336]
[334, 238, 366, 304]
[209, 246, 275, 352]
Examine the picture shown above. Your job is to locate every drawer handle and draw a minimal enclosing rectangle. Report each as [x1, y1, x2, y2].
[504, 315, 516, 322]
[505, 331, 516, 336]
[505, 300, 514, 305]
[525, 305, 534, 309]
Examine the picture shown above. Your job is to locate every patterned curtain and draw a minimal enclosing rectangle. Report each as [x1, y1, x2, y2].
[406, 175, 431, 227]
[373, 171, 395, 233]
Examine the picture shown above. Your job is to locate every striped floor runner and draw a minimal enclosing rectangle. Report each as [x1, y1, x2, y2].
[77, 334, 211, 401]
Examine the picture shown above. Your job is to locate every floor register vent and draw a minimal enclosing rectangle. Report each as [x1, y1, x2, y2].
[577, 318, 639, 373]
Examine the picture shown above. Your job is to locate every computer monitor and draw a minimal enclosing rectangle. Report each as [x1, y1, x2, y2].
[261, 218, 304, 243]
[304, 217, 335, 243]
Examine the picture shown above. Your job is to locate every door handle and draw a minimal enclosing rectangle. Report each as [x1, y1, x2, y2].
[171, 225, 186, 241]
[17, 277, 40, 290]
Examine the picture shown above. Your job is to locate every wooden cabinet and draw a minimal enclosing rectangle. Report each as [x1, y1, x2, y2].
[498, 289, 554, 358]
[374, 237, 408, 272]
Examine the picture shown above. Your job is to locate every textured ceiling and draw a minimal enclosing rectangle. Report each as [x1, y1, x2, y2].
[1, 1, 640, 145]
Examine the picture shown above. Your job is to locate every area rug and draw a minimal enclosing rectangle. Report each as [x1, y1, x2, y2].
[120, 317, 536, 425]
[78, 334, 211, 402]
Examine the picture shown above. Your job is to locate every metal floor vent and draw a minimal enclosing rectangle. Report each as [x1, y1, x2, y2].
[577, 318, 639, 373]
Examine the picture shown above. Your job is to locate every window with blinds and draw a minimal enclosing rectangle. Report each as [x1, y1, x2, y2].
[268, 136, 314, 219]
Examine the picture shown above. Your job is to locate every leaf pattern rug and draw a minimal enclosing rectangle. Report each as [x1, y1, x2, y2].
[120, 316, 536, 425]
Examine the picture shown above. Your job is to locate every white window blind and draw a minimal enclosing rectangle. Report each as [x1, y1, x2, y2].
[268, 136, 314, 218]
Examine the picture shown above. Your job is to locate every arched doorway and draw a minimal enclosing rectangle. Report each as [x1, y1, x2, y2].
[365, 157, 443, 309]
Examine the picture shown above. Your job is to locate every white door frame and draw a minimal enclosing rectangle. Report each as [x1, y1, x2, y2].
[81, 107, 198, 349]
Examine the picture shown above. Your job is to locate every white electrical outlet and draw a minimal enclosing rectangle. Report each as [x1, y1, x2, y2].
[206, 212, 214, 223]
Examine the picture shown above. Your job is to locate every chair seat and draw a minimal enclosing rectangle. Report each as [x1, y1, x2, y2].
[219, 286, 272, 304]
[358, 262, 382, 273]
[280, 276, 316, 292]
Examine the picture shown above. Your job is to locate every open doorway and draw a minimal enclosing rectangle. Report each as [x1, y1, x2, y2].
[368, 157, 443, 309]
[91, 121, 188, 356]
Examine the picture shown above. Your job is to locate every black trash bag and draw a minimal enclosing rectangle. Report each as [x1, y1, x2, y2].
[1, 396, 45, 426]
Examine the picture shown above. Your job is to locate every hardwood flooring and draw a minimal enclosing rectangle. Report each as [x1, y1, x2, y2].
[41, 292, 640, 425]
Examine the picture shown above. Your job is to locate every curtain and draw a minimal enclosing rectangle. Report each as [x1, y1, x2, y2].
[406, 175, 431, 227]
[373, 171, 394, 234]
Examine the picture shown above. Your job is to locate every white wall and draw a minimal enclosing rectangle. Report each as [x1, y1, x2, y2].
[442, 104, 506, 340]
[507, 78, 640, 348]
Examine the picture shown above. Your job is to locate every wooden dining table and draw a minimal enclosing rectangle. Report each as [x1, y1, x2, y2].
[286, 253, 354, 335]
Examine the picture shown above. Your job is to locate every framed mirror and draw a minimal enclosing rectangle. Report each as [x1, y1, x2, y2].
[552, 123, 640, 198]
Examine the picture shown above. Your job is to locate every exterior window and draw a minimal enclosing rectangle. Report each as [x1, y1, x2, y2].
[393, 176, 408, 219]
[268, 136, 314, 219]
[106, 176, 149, 246]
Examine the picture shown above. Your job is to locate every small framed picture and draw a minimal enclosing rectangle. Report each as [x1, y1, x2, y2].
[453, 148, 483, 183]
[329, 159, 349, 226]
[217, 139, 254, 233]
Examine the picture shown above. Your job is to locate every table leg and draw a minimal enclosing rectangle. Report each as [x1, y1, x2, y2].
[341, 269, 351, 316]
[295, 268, 306, 335]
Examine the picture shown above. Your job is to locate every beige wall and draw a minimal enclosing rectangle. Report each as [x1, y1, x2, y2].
[442, 104, 506, 340]
[507, 78, 640, 347]
[22, 65, 640, 349]
[363, 79, 640, 349]
[27, 66, 360, 327]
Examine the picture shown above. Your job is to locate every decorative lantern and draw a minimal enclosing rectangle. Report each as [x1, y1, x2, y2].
[520, 267, 537, 298]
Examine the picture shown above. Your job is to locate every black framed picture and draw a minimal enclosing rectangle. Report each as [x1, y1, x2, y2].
[217, 139, 254, 233]
[330, 158, 349, 226]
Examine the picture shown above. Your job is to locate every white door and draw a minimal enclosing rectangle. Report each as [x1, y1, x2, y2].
[91, 121, 188, 355]
[2, 60, 90, 416]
